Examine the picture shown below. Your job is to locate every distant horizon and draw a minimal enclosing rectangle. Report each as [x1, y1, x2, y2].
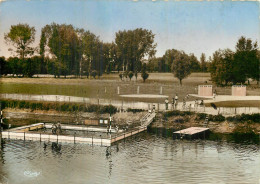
[0, 0, 259, 60]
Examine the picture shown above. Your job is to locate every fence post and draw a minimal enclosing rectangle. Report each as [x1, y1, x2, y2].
[24, 131, 25, 140]
[40, 133, 41, 142]
[74, 132, 76, 144]
[100, 135, 102, 146]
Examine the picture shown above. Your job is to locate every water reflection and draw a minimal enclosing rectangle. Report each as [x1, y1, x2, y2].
[0, 131, 259, 184]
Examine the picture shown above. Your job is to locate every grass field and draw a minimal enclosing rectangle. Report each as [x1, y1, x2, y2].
[205, 100, 260, 108]
[0, 73, 259, 103]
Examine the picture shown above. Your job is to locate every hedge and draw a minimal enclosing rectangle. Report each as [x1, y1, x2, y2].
[0, 99, 117, 114]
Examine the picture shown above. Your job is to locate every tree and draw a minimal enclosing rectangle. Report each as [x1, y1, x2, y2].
[171, 52, 191, 85]
[233, 36, 259, 84]
[209, 49, 234, 85]
[162, 49, 179, 72]
[141, 63, 149, 82]
[23, 56, 41, 77]
[134, 71, 138, 80]
[200, 53, 207, 72]
[0, 57, 6, 77]
[189, 54, 201, 72]
[128, 71, 133, 81]
[7, 57, 23, 77]
[115, 28, 156, 72]
[40, 23, 82, 77]
[4, 24, 36, 60]
[147, 57, 161, 72]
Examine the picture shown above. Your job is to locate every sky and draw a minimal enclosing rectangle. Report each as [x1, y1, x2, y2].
[0, 0, 259, 59]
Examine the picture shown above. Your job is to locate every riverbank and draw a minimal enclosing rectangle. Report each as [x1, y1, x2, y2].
[151, 111, 260, 134]
[2, 107, 260, 135]
[2, 108, 146, 129]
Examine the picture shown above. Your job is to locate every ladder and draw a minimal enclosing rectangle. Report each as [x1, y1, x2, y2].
[203, 115, 209, 128]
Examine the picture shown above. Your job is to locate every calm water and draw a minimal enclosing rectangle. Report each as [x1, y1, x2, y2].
[0, 131, 259, 184]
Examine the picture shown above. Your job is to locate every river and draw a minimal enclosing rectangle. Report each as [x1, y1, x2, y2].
[0, 131, 259, 184]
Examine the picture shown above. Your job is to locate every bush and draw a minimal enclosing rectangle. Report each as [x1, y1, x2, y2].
[0, 99, 117, 114]
[119, 73, 123, 80]
[123, 71, 128, 78]
[128, 71, 133, 81]
[91, 70, 97, 79]
[226, 113, 260, 123]
[209, 114, 225, 122]
[127, 108, 144, 113]
[163, 110, 194, 118]
[141, 72, 149, 82]
[99, 105, 117, 114]
[196, 113, 207, 120]
[174, 117, 184, 123]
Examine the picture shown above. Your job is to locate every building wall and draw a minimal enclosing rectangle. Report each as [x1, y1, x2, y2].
[198, 85, 213, 96]
[232, 85, 246, 96]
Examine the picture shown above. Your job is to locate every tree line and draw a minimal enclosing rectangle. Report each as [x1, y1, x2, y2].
[0, 23, 259, 86]
[0, 23, 156, 79]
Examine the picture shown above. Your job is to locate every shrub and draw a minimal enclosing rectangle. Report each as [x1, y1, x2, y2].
[196, 113, 207, 120]
[141, 72, 149, 82]
[128, 71, 134, 81]
[127, 108, 144, 113]
[99, 105, 117, 114]
[226, 113, 260, 123]
[91, 70, 97, 79]
[123, 71, 128, 78]
[164, 110, 194, 118]
[174, 117, 184, 123]
[209, 114, 225, 122]
[119, 73, 123, 80]
[0, 99, 117, 114]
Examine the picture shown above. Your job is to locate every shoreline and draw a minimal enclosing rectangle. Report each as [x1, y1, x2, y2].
[2, 108, 260, 135]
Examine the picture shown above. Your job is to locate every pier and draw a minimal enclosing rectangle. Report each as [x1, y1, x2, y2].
[173, 127, 210, 139]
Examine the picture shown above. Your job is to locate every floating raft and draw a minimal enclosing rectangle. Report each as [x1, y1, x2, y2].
[173, 127, 209, 139]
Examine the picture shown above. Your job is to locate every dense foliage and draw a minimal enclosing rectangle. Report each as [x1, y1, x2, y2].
[209, 36, 259, 85]
[0, 99, 117, 114]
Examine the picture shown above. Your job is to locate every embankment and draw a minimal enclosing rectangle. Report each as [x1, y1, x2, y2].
[151, 110, 260, 134]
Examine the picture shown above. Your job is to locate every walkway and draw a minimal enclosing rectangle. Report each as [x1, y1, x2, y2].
[1, 93, 260, 116]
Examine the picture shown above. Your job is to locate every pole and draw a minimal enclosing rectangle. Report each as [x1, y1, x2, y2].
[0, 105, 2, 145]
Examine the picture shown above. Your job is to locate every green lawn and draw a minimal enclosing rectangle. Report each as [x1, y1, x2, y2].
[0, 73, 259, 103]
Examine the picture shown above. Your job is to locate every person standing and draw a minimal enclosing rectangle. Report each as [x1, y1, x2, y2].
[172, 98, 175, 110]
[165, 98, 169, 110]
[174, 94, 178, 109]
[109, 114, 113, 133]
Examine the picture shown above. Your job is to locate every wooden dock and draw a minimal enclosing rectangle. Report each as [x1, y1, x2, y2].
[173, 127, 209, 139]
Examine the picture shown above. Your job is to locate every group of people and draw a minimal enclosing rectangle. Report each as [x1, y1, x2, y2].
[165, 94, 179, 110]
[164, 93, 208, 111]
